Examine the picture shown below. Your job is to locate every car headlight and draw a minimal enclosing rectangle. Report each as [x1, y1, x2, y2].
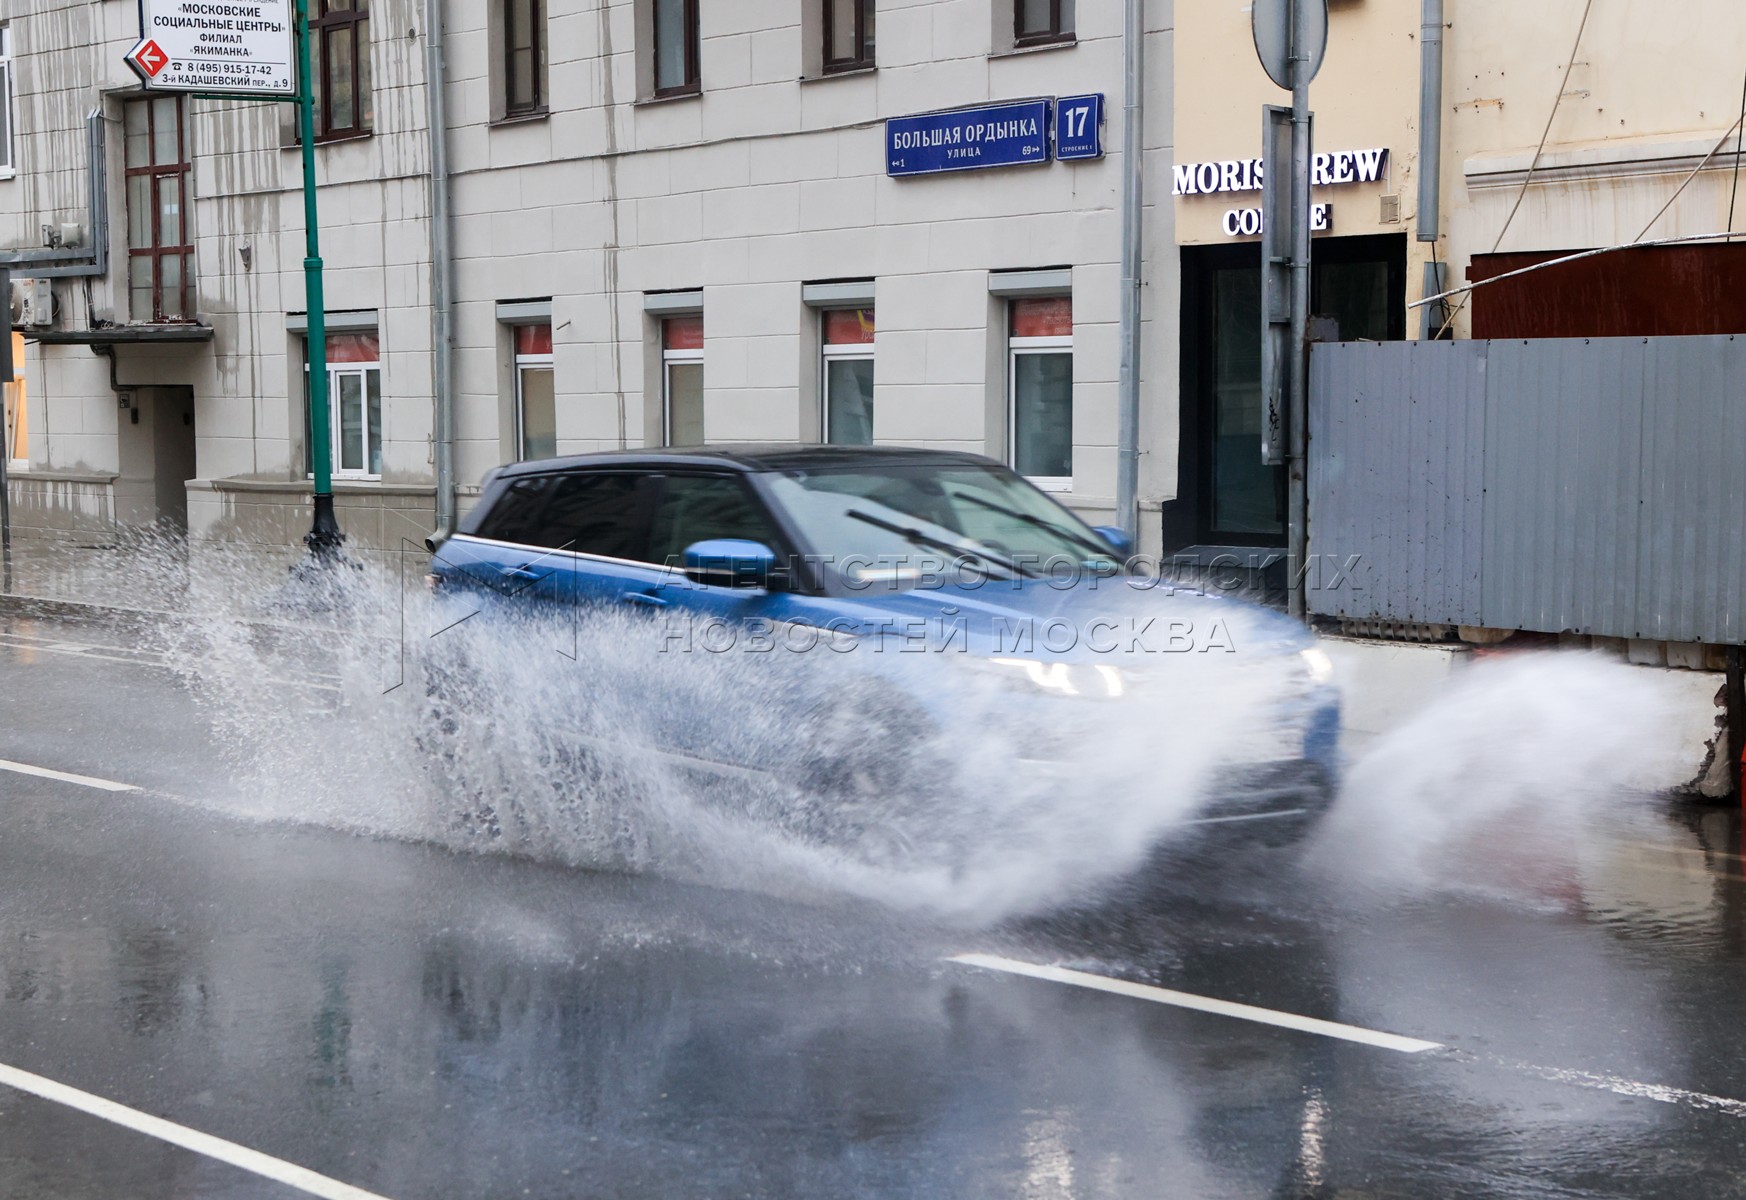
[1299, 647, 1334, 684]
[981, 657, 1128, 699]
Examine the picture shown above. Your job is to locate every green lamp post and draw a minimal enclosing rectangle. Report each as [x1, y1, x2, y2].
[294, 0, 342, 555]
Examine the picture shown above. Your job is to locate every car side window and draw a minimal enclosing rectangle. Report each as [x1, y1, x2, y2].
[646, 474, 781, 567]
[475, 475, 554, 546]
[529, 472, 647, 557]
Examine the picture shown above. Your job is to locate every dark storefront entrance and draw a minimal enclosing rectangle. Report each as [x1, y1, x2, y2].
[1164, 233, 1407, 564]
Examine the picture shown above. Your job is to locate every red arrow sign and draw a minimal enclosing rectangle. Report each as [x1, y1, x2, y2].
[127, 39, 170, 80]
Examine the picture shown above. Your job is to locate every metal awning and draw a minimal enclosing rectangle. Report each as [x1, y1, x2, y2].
[24, 324, 215, 346]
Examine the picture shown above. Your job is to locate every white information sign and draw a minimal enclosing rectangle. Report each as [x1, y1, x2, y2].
[126, 0, 296, 99]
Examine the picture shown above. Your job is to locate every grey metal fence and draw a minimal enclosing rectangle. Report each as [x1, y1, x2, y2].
[1307, 336, 1746, 644]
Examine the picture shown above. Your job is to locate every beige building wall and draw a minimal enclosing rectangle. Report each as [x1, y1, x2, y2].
[1445, 0, 1746, 327]
[1172, 0, 1420, 248]
[1175, 0, 1746, 337]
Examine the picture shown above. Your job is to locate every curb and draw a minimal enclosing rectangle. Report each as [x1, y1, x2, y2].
[0, 591, 357, 640]
[0, 593, 188, 624]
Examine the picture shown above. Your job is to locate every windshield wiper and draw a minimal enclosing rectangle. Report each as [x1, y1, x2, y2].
[949, 491, 1118, 561]
[844, 508, 1034, 579]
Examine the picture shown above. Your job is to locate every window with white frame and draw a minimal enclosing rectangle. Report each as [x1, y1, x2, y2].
[304, 333, 382, 478]
[0, 27, 15, 177]
[822, 307, 874, 445]
[1008, 296, 1073, 489]
[514, 322, 555, 460]
[662, 314, 704, 445]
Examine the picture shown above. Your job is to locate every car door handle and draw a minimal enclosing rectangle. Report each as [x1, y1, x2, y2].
[500, 566, 543, 581]
[621, 591, 669, 609]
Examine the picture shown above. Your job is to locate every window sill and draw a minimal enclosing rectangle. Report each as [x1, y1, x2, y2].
[302, 474, 387, 489]
[991, 38, 1077, 59]
[805, 64, 876, 83]
[637, 87, 701, 107]
[212, 478, 433, 496]
[492, 109, 549, 128]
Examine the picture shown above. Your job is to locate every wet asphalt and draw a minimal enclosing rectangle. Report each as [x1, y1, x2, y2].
[3, 608, 1746, 1198]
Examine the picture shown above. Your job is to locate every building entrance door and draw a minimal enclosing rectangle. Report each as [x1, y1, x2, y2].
[115, 386, 196, 533]
[1167, 233, 1407, 555]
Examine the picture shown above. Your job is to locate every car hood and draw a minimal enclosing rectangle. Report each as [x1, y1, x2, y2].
[818, 577, 1313, 661]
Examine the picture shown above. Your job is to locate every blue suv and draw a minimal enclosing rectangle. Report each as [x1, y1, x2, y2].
[428, 445, 1339, 858]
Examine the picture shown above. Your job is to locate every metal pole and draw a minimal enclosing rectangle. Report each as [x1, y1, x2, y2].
[1115, 0, 1145, 543]
[1287, 0, 1313, 621]
[296, 0, 341, 555]
[425, 0, 456, 545]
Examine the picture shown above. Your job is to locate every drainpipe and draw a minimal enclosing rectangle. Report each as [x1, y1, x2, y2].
[1115, 0, 1144, 542]
[1417, 0, 1449, 338]
[1417, 0, 1444, 242]
[424, 0, 456, 550]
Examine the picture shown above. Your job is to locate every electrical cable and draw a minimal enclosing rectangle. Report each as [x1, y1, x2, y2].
[1728, 68, 1746, 240]
[1632, 112, 1746, 242]
[1429, 115, 1746, 316]
[1408, 230, 1742, 309]
[1434, 0, 1593, 338]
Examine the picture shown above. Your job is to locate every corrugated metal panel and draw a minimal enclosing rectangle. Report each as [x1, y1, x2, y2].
[1307, 340, 1485, 624]
[1308, 335, 1746, 644]
[1635, 335, 1746, 642]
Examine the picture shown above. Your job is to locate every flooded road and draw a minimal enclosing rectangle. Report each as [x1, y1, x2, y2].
[3, 608, 1746, 1198]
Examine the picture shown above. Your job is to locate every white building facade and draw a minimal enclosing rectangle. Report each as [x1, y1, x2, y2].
[0, 1, 1179, 558]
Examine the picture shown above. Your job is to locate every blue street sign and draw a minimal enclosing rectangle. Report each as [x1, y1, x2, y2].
[1055, 94, 1106, 161]
[887, 98, 1052, 177]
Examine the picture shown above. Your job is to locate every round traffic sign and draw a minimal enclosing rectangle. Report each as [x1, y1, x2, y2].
[1252, 0, 1329, 90]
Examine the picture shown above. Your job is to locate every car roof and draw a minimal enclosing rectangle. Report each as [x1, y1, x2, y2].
[493, 443, 1004, 477]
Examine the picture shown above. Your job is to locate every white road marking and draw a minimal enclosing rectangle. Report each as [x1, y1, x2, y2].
[0, 758, 140, 794]
[1499, 1060, 1746, 1118]
[949, 954, 1444, 1054]
[0, 1060, 396, 1200]
[0, 632, 343, 693]
[951, 955, 1746, 1118]
[0, 634, 167, 670]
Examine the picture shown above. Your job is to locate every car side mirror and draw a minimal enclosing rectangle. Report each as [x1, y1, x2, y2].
[682, 539, 778, 589]
[1092, 525, 1134, 558]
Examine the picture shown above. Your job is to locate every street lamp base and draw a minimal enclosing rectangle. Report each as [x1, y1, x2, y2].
[304, 493, 345, 557]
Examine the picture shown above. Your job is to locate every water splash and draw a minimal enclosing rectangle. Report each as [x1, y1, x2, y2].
[1304, 652, 1687, 903]
[155, 551, 1311, 924]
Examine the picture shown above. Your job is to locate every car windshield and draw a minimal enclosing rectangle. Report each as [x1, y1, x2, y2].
[765, 461, 1122, 589]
